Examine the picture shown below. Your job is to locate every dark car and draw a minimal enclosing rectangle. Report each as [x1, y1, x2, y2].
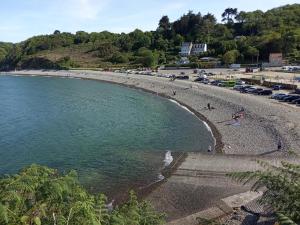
[210, 80, 222, 86]
[194, 77, 204, 82]
[277, 94, 289, 100]
[291, 98, 300, 104]
[176, 75, 189, 80]
[272, 85, 282, 90]
[239, 85, 252, 93]
[293, 99, 300, 105]
[252, 88, 264, 94]
[258, 89, 273, 95]
[283, 95, 300, 102]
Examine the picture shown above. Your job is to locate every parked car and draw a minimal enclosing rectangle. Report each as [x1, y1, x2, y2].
[292, 98, 300, 105]
[176, 75, 189, 80]
[236, 80, 246, 85]
[252, 88, 264, 94]
[277, 94, 289, 100]
[194, 77, 205, 82]
[239, 85, 253, 93]
[271, 93, 286, 99]
[233, 85, 244, 91]
[245, 87, 258, 94]
[210, 80, 222, 86]
[283, 95, 300, 102]
[258, 89, 273, 95]
[200, 79, 210, 84]
[272, 85, 282, 90]
[291, 98, 300, 104]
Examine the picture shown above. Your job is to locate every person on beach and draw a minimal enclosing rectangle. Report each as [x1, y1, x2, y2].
[207, 103, 211, 110]
[208, 146, 212, 152]
[277, 139, 282, 151]
[173, 90, 176, 96]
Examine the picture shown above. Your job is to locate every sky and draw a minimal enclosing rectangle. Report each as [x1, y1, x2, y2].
[0, 0, 298, 43]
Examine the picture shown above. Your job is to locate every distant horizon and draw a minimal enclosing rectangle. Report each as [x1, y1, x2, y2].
[0, 0, 298, 43]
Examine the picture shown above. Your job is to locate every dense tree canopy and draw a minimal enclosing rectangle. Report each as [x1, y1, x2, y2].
[0, 4, 299, 70]
[0, 165, 165, 225]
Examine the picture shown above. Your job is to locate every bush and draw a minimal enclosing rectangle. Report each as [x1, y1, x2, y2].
[0, 164, 165, 225]
[229, 159, 300, 224]
[110, 52, 129, 64]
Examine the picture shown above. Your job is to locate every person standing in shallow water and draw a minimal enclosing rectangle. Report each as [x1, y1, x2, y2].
[208, 146, 212, 152]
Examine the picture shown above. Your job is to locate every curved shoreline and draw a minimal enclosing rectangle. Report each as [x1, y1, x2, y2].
[1, 72, 220, 201]
[3, 70, 300, 155]
[3, 70, 300, 221]
[2, 72, 222, 153]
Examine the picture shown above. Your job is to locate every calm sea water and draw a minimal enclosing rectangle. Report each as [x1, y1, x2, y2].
[0, 75, 214, 197]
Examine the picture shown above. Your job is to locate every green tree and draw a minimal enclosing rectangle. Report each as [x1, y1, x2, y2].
[246, 46, 259, 63]
[223, 50, 239, 65]
[110, 52, 129, 64]
[0, 164, 165, 225]
[229, 160, 300, 225]
[136, 48, 158, 67]
[222, 8, 238, 24]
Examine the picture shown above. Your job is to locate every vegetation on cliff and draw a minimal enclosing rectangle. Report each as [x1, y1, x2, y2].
[0, 4, 299, 70]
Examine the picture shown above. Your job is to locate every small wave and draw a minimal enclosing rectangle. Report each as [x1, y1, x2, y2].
[169, 98, 216, 147]
[157, 173, 165, 181]
[156, 151, 173, 182]
[203, 121, 212, 133]
[169, 99, 195, 115]
[163, 150, 173, 167]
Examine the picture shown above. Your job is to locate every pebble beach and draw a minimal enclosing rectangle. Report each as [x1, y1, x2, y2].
[3, 69, 300, 223]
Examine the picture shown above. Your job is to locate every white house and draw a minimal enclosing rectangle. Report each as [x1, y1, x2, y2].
[180, 42, 207, 56]
[179, 42, 193, 56]
[191, 44, 207, 55]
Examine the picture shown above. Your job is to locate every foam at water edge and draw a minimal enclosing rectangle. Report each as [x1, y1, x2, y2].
[156, 151, 173, 182]
[169, 99, 195, 115]
[157, 173, 165, 181]
[169, 98, 216, 147]
[164, 150, 173, 167]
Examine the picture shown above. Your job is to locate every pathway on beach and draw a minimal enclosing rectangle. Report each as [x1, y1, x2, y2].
[147, 153, 299, 222]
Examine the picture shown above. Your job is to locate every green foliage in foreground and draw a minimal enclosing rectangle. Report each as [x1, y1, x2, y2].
[229, 160, 300, 225]
[0, 164, 165, 225]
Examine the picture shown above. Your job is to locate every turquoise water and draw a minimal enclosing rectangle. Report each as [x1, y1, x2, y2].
[0, 75, 214, 197]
